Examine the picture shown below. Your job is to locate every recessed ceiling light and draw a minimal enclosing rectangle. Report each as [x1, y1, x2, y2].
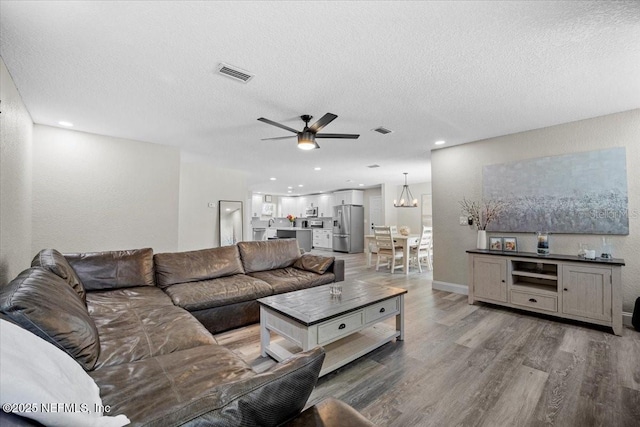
[434, 140, 446, 145]
[298, 184, 304, 187]
[314, 167, 321, 171]
[287, 190, 292, 193]
[58, 121, 73, 127]
[359, 184, 364, 187]
[270, 177, 276, 181]
[287, 186, 293, 189]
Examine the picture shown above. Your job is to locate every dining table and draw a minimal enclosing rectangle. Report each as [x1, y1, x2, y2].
[364, 233, 420, 276]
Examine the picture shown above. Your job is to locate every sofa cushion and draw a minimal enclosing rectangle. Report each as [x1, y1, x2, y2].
[154, 246, 245, 289]
[293, 254, 335, 275]
[89, 344, 255, 425]
[238, 239, 301, 273]
[249, 268, 335, 294]
[163, 274, 273, 311]
[86, 287, 218, 369]
[0, 319, 129, 427]
[31, 248, 87, 304]
[89, 346, 324, 426]
[0, 268, 100, 370]
[65, 248, 155, 291]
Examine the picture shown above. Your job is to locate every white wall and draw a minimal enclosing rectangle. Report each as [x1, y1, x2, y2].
[0, 58, 33, 284]
[432, 109, 640, 312]
[32, 125, 181, 253]
[178, 157, 248, 251]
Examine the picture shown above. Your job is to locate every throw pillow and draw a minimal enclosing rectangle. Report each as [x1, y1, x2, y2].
[293, 254, 335, 274]
[31, 248, 87, 304]
[0, 319, 130, 427]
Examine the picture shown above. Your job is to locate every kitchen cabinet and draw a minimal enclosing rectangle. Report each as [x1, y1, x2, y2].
[251, 194, 263, 218]
[313, 229, 333, 249]
[317, 194, 333, 218]
[306, 195, 319, 209]
[467, 250, 624, 335]
[333, 190, 363, 206]
[296, 197, 307, 218]
[279, 197, 297, 218]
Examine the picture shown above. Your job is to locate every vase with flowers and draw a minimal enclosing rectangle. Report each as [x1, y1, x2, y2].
[286, 214, 296, 227]
[459, 197, 506, 249]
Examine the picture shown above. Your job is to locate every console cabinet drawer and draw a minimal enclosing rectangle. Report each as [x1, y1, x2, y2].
[511, 290, 557, 313]
[317, 311, 363, 345]
[365, 297, 399, 323]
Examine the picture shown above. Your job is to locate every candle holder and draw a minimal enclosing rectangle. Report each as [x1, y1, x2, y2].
[536, 232, 549, 255]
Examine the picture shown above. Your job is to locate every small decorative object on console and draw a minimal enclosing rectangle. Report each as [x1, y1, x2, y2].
[536, 232, 549, 255]
[399, 226, 410, 236]
[600, 237, 613, 259]
[489, 237, 503, 251]
[503, 237, 517, 252]
[459, 197, 506, 250]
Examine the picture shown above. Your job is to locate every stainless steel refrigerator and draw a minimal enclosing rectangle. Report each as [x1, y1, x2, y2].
[332, 205, 364, 253]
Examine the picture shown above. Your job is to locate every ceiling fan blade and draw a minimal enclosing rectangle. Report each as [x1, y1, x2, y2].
[257, 117, 300, 134]
[315, 133, 360, 139]
[261, 135, 297, 141]
[309, 113, 338, 133]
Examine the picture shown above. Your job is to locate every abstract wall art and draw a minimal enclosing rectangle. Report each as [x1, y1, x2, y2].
[483, 147, 628, 234]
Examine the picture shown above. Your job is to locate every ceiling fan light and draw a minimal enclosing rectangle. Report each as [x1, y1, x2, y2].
[297, 132, 316, 150]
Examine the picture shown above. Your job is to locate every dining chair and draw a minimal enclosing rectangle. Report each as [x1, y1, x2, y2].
[410, 226, 433, 272]
[373, 226, 404, 273]
[389, 225, 398, 235]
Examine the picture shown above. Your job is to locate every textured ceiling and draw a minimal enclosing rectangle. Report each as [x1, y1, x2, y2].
[1, 1, 639, 195]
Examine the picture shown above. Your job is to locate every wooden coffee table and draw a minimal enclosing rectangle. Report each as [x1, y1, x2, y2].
[258, 281, 407, 377]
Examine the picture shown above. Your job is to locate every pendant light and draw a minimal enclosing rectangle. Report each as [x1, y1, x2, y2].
[394, 173, 418, 208]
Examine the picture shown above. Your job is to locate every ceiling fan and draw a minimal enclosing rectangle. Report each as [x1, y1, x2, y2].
[258, 113, 359, 150]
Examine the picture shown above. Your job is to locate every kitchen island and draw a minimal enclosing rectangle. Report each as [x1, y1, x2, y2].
[273, 227, 312, 252]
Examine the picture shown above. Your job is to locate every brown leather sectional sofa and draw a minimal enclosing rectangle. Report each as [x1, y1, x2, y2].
[0, 239, 348, 426]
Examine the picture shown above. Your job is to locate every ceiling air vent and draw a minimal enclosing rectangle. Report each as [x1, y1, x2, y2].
[367, 164, 380, 168]
[372, 126, 393, 135]
[217, 63, 254, 83]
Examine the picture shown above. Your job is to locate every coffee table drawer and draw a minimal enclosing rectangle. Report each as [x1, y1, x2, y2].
[365, 297, 399, 323]
[317, 311, 364, 345]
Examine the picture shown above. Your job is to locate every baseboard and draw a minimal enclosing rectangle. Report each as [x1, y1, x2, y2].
[623, 311, 633, 327]
[432, 281, 468, 295]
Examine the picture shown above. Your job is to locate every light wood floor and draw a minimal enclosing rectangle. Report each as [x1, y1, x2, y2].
[214, 251, 640, 426]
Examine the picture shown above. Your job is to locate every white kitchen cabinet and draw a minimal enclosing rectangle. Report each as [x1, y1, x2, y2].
[333, 190, 364, 206]
[467, 250, 624, 335]
[313, 229, 333, 249]
[317, 194, 334, 217]
[306, 195, 319, 209]
[295, 197, 307, 218]
[251, 194, 263, 218]
[279, 197, 297, 218]
[265, 228, 277, 239]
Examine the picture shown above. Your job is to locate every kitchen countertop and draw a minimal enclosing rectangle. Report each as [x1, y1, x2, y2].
[275, 227, 312, 231]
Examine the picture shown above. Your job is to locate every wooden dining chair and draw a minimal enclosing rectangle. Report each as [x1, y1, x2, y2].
[410, 225, 433, 272]
[373, 226, 404, 273]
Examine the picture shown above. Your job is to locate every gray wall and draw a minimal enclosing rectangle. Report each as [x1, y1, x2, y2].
[32, 125, 182, 253]
[178, 157, 248, 251]
[0, 58, 33, 285]
[432, 109, 640, 312]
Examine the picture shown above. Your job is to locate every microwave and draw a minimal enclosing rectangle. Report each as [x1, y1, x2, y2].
[305, 207, 318, 217]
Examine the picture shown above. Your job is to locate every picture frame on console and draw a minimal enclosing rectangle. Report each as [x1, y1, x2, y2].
[489, 237, 503, 251]
[503, 237, 517, 252]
